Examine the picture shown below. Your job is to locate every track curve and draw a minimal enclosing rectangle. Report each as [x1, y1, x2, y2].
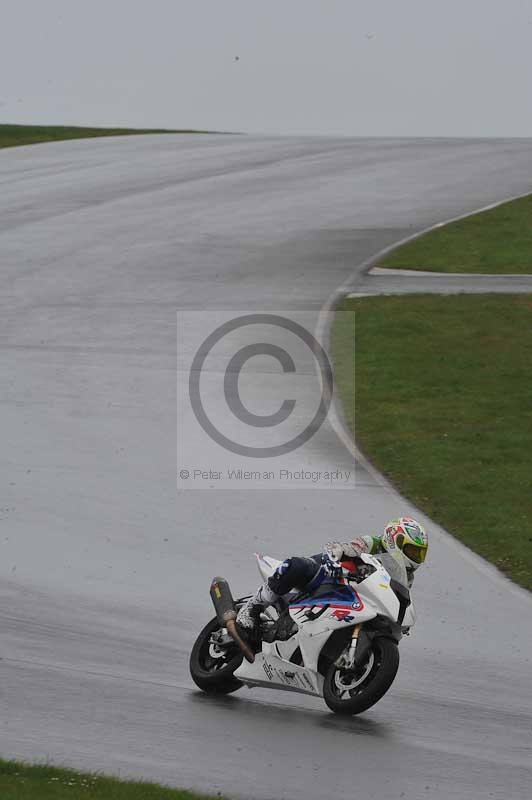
[1, 135, 532, 800]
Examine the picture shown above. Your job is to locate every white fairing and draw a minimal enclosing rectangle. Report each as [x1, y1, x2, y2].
[403, 603, 417, 629]
[234, 553, 416, 697]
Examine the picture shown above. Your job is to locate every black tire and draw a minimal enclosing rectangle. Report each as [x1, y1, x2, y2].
[323, 636, 399, 715]
[189, 616, 244, 694]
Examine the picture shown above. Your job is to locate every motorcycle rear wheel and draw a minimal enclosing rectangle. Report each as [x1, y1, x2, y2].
[323, 636, 399, 715]
[189, 616, 244, 694]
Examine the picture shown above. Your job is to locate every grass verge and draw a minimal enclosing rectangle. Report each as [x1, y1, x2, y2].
[0, 124, 212, 149]
[0, 759, 225, 800]
[332, 294, 532, 590]
[377, 193, 532, 273]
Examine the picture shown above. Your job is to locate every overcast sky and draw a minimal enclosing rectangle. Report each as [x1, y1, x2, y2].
[2, 0, 532, 136]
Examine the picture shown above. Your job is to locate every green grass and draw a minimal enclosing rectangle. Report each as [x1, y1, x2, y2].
[332, 294, 532, 590]
[378, 193, 532, 273]
[0, 124, 212, 149]
[0, 759, 226, 800]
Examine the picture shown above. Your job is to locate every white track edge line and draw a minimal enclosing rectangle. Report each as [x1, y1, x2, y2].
[371, 267, 532, 279]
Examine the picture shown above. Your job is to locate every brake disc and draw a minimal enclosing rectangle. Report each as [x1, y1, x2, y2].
[334, 651, 374, 692]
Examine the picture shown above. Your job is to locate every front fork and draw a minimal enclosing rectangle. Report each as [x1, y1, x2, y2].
[335, 624, 362, 669]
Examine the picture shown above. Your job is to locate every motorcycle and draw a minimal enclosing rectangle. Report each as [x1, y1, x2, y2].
[189, 551, 415, 715]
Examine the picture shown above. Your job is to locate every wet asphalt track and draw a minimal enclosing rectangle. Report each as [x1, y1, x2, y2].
[1, 135, 532, 800]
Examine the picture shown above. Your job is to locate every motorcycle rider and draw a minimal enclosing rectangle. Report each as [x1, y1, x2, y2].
[236, 516, 428, 633]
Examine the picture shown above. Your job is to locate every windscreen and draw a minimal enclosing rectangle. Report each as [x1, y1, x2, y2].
[374, 552, 409, 589]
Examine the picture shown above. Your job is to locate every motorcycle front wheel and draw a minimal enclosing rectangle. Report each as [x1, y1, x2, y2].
[189, 616, 244, 694]
[323, 636, 399, 715]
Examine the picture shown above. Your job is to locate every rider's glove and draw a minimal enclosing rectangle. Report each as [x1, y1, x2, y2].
[324, 542, 344, 562]
[322, 553, 343, 580]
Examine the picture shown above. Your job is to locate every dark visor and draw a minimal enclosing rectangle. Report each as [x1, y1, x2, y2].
[403, 543, 427, 564]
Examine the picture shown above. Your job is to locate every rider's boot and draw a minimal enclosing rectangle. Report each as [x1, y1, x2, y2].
[236, 583, 279, 640]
